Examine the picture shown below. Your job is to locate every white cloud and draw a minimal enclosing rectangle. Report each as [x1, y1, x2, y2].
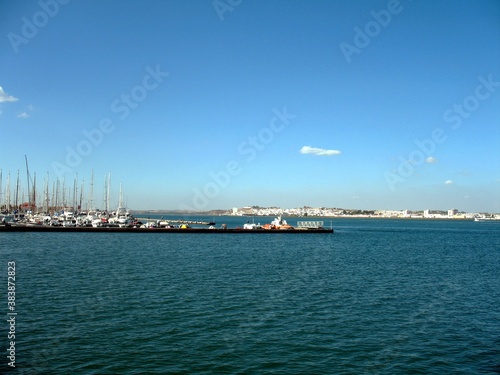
[0, 87, 18, 103]
[425, 156, 437, 163]
[300, 146, 341, 156]
[445, 180, 454, 185]
[17, 105, 34, 119]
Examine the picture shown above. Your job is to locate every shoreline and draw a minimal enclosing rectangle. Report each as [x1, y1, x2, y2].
[134, 212, 480, 221]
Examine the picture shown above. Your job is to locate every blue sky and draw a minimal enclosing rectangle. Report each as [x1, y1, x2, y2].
[1, 0, 499, 212]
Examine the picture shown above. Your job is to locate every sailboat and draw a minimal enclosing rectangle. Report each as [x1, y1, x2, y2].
[111, 183, 132, 227]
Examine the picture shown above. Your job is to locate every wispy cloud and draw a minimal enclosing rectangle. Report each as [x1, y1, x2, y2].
[17, 105, 34, 119]
[0, 87, 18, 103]
[445, 180, 454, 185]
[425, 156, 437, 163]
[300, 146, 341, 156]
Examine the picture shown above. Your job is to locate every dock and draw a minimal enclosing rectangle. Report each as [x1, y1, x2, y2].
[0, 224, 333, 234]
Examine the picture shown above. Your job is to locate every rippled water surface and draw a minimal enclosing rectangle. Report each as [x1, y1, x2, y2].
[2, 218, 500, 374]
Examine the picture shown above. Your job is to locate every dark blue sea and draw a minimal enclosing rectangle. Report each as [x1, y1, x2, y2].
[2, 217, 500, 374]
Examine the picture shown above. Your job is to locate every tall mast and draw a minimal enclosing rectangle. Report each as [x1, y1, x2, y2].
[73, 174, 78, 212]
[61, 177, 66, 208]
[25, 155, 31, 210]
[15, 171, 20, 212]
[51, 181, 56, 213]
[6, 172, 11, 213]
[55, 179, 60, 212]
[107, 173, 111, 212]
[89, 169, 94, 211]
[32, 172, 36, 212]
[118, 182, 123, 208]
[44, 173, 49, 213]
[79, 178, 84, 211]
[89, 169, 94, 210]
[103, 175, 107, 211]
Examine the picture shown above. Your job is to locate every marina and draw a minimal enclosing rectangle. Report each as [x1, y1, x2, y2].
[0, 213, 333, 233]
[0, 163, 333, 233]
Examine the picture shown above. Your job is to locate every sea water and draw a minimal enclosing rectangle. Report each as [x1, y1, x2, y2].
[1, 218, 499, 374]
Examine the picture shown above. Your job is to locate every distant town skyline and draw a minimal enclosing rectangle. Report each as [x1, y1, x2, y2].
[1, 1, 499, 213]
[140, 205, 498, 216]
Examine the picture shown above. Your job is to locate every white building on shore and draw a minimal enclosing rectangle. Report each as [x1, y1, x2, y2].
[230, 206, 487, 219]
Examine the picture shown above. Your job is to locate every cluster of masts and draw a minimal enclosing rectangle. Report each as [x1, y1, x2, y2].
[0, 159, 123, 216]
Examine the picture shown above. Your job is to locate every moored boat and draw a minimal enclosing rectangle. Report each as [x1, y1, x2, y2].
[474, 217, 500, 222]
[261, 215, 294, 230]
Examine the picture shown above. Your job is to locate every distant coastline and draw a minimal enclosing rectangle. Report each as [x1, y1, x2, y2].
[135, 206, 499, 220]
